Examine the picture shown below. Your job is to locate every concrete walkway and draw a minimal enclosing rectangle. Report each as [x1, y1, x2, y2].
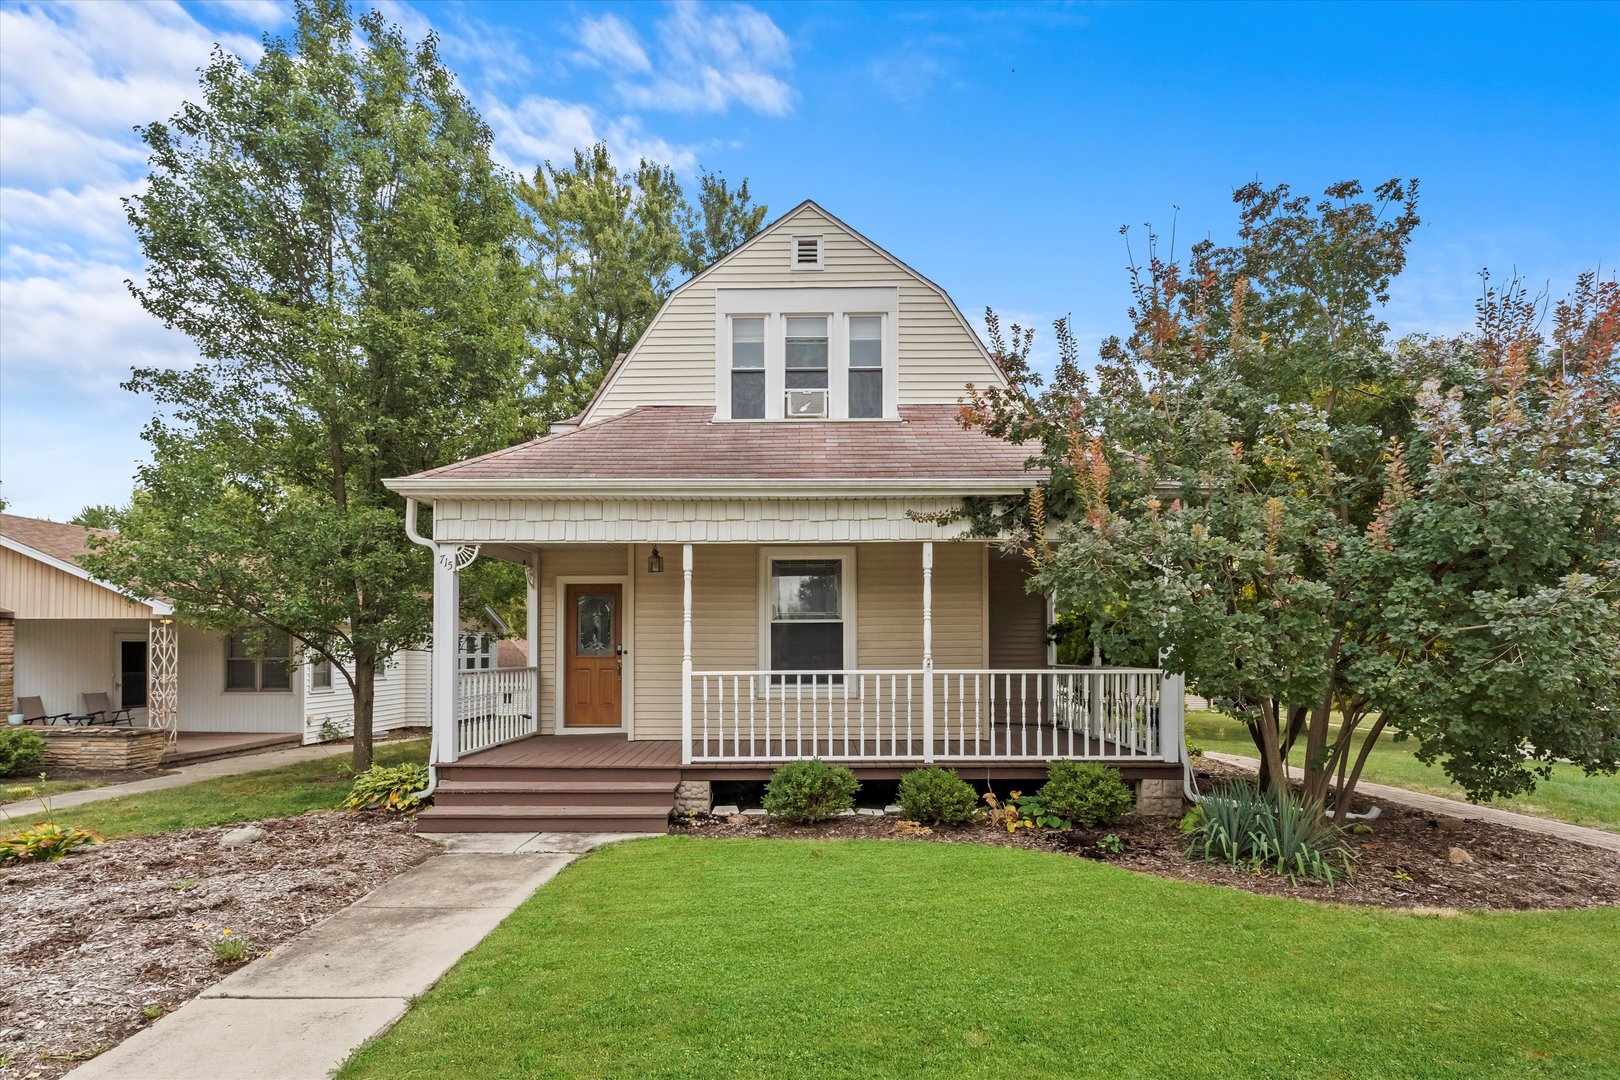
[3, 744, 356, 819]
[70, 832, 658, 1080]
[1204, 751, 1620, 854]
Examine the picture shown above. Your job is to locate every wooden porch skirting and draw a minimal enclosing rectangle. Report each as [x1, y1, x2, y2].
[37, 726, 168, 771]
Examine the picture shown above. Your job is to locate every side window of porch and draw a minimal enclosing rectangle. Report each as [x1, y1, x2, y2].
[730, 316, 765, 419]
[309, 658, 333, 691]
[769, 558, 844, 681]
[226, 629, 292, 692]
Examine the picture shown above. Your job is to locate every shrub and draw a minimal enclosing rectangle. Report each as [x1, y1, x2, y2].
[341, 762, 430, 814]
[897, 767, 979, 825]
[1187, 780, 1356, 885]
[0, 729, 47, 776]
[1036, 761, 1134, 828]
[762, 759, 859, 823]
[1, 821, 102, 862]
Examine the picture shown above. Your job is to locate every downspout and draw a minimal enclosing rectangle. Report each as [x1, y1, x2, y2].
[403, 497, 440, 800]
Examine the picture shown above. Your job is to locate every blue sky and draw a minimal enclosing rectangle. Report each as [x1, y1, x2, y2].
[2, 0, 1616, 520]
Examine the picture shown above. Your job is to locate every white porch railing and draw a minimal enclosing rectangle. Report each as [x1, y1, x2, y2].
[456, 667, 536, 755]
[688, 667, 1183, 765]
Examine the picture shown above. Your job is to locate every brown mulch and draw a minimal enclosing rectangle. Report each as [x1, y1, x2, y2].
[0, 813, 437, 1080]
[679, 770, 1620, 912]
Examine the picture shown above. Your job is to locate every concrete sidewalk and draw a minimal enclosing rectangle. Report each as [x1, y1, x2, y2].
[3, 744, 358, 819]
[70, 832, 656, 1080]
[1204, 751, 1620, 854]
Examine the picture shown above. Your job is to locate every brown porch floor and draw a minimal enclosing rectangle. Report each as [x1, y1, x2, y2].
[452, 731, 1181, 783]
[162, 731, 301, 767]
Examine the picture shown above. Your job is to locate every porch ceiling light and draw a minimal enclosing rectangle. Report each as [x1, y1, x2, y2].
[647, 546, 665, 574]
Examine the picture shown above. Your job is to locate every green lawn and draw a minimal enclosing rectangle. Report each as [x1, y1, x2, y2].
[0, 776, 108, 805]
[1186, 712, 1620, 833]
[9, 739, 428, 839]
[340, 837, 1620, 1080]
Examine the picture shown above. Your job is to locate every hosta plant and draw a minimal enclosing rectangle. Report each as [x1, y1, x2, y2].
[341, 763, 430, 814]
[1, 821, 103, 863]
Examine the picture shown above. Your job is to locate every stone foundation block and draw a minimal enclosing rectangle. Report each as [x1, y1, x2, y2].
[673, 780, 713, 815]
[1136, 777, 1184, 817]
[39, 726, 168, 771]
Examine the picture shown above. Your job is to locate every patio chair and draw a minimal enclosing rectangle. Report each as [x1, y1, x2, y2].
[15, 696, 71, 726]
[68, 692, 134, 727]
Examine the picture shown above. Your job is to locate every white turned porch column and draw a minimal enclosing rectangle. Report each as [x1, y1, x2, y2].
[680, 543, 694, 765]
[526, 551, 541, 733]
[431, 546, 471, 765]
[1160, 670, 1186, 764]
[921, 541, 934, 763]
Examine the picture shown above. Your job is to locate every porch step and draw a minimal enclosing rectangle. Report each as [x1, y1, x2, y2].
[433, 779, 675, 809]
[416, 803, 671, 833]
[437, 764, 682, 785]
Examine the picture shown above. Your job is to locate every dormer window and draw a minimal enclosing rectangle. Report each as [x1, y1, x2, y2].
[715, 287, 898, 420]
[730, 317, 766, 419]
[791, 235, 823, 270]
[784, 316, 829, 418]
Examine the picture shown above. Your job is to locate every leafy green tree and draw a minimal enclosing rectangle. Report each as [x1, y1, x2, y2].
[961, 180, 1619, 817]
[83, 0, 531, 770]
[70, 505, 122, 531]
[518, 146, 764, 421]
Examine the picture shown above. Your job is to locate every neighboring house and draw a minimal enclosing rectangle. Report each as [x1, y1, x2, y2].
[386, 200, 1188, 832]
[0, 513, 441, 744]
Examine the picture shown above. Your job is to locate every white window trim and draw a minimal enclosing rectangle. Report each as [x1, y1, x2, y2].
[458, 631, 494, 671]
[224, 629, 293, 694]
[789, 234, 824, 271]
[757, 546, 858, 692]
[715, 288, 900, 421]
[308, 657, 335, 694]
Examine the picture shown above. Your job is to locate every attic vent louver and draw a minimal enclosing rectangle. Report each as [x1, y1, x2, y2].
[791, 235, 824, 270]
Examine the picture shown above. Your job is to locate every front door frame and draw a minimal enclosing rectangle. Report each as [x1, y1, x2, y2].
[111, 630, 150, 718]
[553, 574, 633, 735]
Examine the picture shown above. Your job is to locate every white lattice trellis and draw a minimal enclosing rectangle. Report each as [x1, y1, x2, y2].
[148, 617, 179, 746]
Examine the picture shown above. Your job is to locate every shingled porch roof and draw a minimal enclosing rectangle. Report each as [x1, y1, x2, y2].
[394, 406, 1041, 491]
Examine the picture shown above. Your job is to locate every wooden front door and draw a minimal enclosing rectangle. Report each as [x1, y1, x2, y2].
[565, 584, 623, 728]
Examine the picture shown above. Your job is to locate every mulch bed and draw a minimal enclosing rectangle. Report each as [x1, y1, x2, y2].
[679, 764, 1620, 912]
[0, 813, 437, 1080]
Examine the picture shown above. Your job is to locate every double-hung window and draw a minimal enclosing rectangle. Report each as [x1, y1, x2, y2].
[459, 632, 494, 671]
[784, 316, 829, 417]
[226, 629, 292, 692]
[765, 552, 853, 687]
[848, 315, 884, 418]
[730, 317, 766, 420]
[310, 658, 333, 691]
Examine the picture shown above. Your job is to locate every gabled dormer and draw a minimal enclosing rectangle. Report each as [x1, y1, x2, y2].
[580, 200, 1008, 425]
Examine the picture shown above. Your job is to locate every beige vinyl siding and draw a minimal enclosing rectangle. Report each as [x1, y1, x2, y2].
[0, 546, 154, 620]
[988, 552, 1047, 669]
[589, 204, 1003, 418]
[535, 545, 630, 734]
[620, 541, 988, 741]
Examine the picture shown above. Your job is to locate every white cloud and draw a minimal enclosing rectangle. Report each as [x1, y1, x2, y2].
[610, 2, 794, 117]
[197, 0, 290, 27]
[577, 13, 652, 74]
[486, 96, 698, 175]
[0, 182, 135, 255]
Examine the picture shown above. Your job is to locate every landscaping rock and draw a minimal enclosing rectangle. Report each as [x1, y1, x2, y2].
[220, 826, 268, 848]
[856, 808, 884, 817]
[883, 804, 904, 816]
[1447, 846, 1475, 866]
[711, 805, 741, 817]
[742, 808, 767, 818]
[1435, 816, 1466, 834]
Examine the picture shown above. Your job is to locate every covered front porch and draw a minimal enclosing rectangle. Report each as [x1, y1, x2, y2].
[420, 533, 1186, 772]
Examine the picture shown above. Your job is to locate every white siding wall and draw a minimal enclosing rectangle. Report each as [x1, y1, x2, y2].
[589, 204, 1003, 418]
[14, 619, 305, 733]
[300, 648, 430, 743]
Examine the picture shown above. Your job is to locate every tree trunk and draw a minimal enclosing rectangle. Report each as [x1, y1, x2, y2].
[1254, 700, 1288, 796]
[351, 648, 376, 773]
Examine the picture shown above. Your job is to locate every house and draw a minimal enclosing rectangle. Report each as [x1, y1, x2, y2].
[0, 513, 437, 748]
[387, 201, 1189, 832]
